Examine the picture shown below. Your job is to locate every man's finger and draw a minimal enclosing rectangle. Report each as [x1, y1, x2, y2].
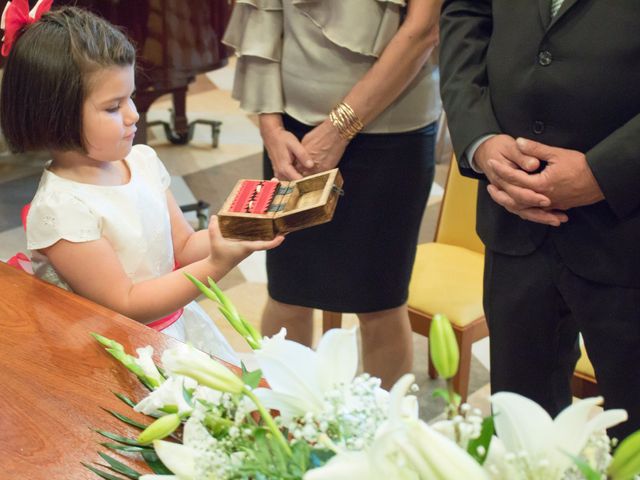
[490, 159, 546, 195]
[518, 208, 569, 227]
[487, 185, 566, 226]
[500, 182, 551, 208]
[506, 142, 540, 172]
[516, 137, 556, 162]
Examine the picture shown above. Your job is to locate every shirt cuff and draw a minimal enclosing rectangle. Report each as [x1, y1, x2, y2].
[465, 134, 496, 173]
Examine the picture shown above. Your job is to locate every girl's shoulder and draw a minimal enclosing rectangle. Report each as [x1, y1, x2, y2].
[127, 144, 171, 191]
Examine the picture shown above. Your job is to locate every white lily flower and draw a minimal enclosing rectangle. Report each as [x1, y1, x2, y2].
[489, 392, 628, 479]
[134, 346, 164, 387]
[253, 328, 359, 421]
[306, 374, 488, 480]
[134, 375, 197, 416]
[161, 343, 244, 394]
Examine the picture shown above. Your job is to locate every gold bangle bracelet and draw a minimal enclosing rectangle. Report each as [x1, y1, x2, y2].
[329, 102, 364, 140]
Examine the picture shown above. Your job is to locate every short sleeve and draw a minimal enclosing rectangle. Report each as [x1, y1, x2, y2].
[130, 144, 171, 191]
[26, 192, 101, 250]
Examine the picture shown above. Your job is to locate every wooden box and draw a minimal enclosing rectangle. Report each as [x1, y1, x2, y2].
[218, 169, 344, 240]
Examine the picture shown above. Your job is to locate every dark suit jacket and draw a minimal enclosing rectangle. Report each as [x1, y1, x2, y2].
[439, 0, 640, 287]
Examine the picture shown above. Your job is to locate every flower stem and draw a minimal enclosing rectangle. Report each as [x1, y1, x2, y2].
[243, 388, 292, 457]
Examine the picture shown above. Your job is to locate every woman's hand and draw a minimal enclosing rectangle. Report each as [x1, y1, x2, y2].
[260, 113, 313, 180]
[299, 119, 349, 175]
[208, 216, 284, 269]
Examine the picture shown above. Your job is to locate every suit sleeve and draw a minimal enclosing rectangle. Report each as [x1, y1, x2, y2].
[439, 0, 501, 179]
[586, 113, 640, 219]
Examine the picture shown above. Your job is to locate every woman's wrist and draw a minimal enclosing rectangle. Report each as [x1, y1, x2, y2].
[259, 113, 285, 138]
[329, 102, 364, 140]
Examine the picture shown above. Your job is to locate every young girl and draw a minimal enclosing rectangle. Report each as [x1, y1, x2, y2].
[0, 4, 283, 364]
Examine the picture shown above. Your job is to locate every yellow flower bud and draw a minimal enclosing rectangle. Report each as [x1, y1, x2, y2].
[137, 413, 181, 445]
[429, 314, 459, 379]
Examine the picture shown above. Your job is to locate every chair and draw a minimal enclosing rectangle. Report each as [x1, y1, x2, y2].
[323, 158, 487, 402]
[405, 161, 486, 402]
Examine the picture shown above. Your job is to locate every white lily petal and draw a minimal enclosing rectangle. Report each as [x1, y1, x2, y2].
[553, 396, 606, 461]
[253, 387, 316, 423]
[491, 392, 554, 458]
[134, 376, 194, 416]
[135, 346, 164, 386]
[409, 421, 489, 479]
[255, 335, 324, 409]
[303, 451, 376, 480]
[583, 408, 628, 439]
[388, 374, 415, 423]
[482, 436, 511, 479]
[315, 328, 358, 391]
[153, 440, 196, 480]
[402, 394, 419, 420]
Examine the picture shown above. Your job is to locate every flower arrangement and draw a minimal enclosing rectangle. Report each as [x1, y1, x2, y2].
[85, 276, 640, 480]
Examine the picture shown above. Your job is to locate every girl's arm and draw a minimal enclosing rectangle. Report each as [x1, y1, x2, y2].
[41, 217, 282, 323]
[166, 189, 210, 266]
[300, 0, 442, 173]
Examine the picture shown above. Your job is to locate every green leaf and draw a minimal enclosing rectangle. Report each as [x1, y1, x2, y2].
[82, 462, 129, 480]
[141, 450, 173, 475]
[101, 408, 149, 430]
[182, 383, 194, 406]
[100, 443, 151, 453]
[566, 453, 602, 480]
[97, 452, 141, 479]
[432, 387, 451, 404]
[95, 430, 140, 446]
[467, 416, 495, 464]
[241, 363, 263, 389]
[309, 448, 335, 468]
[112, 392, 137, 409]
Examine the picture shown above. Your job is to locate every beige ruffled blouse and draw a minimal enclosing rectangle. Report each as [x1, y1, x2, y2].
[223, 0, 441, 133]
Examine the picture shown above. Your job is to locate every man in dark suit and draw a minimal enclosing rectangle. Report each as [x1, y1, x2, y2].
[439, 0, 640, 439]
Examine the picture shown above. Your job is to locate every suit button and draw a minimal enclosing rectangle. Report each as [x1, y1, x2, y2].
[538, 50, 553, 66]
[532, 120, 545, 134]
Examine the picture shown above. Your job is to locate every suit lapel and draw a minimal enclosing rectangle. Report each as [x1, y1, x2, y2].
[538, 0, 552, 30]
[547, 0, 581, 31]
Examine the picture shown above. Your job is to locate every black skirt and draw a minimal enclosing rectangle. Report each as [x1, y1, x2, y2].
[264, 115, 436, 313]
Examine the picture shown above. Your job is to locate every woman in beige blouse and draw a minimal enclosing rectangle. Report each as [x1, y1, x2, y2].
[224, 0, 442, 388]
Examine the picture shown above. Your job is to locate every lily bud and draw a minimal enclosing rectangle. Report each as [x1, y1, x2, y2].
[137, 413, 181, 445]
[162, 344, 244, 394]
[429, 314, 459, 379]
[609, 429, 640, 480]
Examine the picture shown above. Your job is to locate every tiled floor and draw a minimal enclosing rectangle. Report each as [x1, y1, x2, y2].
[0, 60, 491, 419]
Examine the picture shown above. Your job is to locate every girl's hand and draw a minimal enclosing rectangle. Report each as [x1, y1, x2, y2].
[207, 216, 284, 268]
[260, 114, 314, 181]
[299, 119, 348, 176]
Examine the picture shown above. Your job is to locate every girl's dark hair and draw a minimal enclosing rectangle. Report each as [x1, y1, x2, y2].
[0, 7, 136, 153]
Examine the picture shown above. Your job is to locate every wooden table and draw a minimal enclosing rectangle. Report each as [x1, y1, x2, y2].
[0, 262, 185, 479]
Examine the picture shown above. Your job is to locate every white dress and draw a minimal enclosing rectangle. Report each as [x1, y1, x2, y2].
[26, 144, 238, 365]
